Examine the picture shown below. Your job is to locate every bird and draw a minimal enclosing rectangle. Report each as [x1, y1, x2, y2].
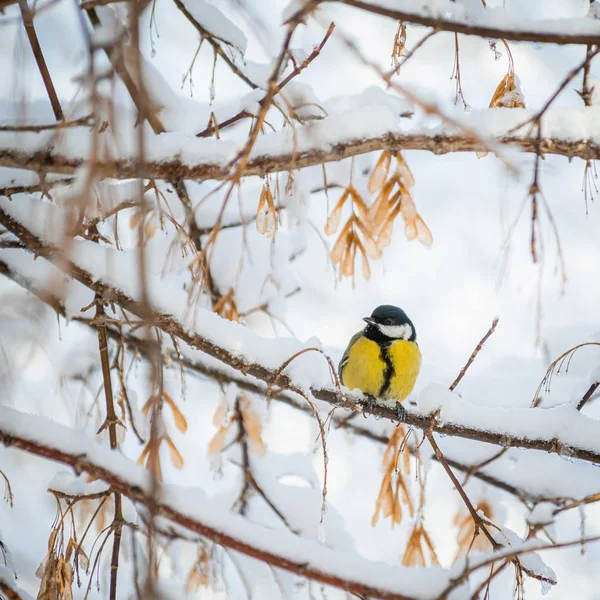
[338, 305, 421, 421]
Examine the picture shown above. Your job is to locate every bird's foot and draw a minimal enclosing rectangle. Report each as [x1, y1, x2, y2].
[362, 393, 377, 418]
[395, 403, 407, 425]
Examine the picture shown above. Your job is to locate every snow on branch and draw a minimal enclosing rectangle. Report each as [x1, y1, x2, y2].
[2, 199, 600, 470]
[5, 252, 598, 511]
[0, 404, 457, 600]
[301, 0, 600, 46]
[2, 106, 600, 183]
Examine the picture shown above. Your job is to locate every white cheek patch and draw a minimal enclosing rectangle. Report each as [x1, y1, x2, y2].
[377, 323, 413, 340]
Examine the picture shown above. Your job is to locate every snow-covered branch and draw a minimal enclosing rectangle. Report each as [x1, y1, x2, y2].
[305, 0, 600, 46]
[2, 106, 600, 184]
[2, 200, 600, 470]
[0, 405, 456, 600]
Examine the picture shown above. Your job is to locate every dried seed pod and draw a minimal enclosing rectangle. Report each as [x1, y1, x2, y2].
[324, 188, 351, 235]
[368, 151, 392, 194]
[391, 21, 408, 70]
[256, 182, 277, 238]
[416, 215, 433, 247]
[166, 436, 184, 469]
[489, 71, 526, 108]
[163, 391, 188, 433]
[329, 218, 354, 263]
[395, 153, 415, 187]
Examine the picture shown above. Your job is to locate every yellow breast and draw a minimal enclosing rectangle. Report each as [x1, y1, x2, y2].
[340, 337, 385, 397]
[386, 339, 422, 401]
[340, 337, 422, 402]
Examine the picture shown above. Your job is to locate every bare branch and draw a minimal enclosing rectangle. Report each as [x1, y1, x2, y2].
[300, 0, 600, 47]
[0, 406, 451, 600]
[3, 213, 600, 468]
[18, 0, 63, 121]
[4, 129, 600, 183]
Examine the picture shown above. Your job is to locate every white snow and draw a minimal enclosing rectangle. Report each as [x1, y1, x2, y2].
[0, 404, 463, 600]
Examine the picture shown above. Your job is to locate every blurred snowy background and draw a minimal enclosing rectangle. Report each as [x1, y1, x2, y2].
[1, 0, 600, 598]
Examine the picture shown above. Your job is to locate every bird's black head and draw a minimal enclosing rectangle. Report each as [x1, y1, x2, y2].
[363, 305, 416, 343]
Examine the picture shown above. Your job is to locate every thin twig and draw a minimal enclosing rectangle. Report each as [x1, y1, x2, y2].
[577, 382, 600, 411]
[18, 0, 63, 121]
[450, 317, 499, 391]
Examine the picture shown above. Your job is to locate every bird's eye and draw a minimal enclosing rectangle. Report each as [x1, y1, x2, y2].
[384, 318, 392, 326]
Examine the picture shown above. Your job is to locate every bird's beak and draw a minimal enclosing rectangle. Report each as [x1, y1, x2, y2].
[363, 317, 375, 326]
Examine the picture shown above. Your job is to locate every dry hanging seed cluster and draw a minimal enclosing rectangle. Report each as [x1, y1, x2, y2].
[208, 393, 266, 457]
[326, 184, 381, 280]
[402, 468, 439, 567]
[213, 287, 240, 322]
[186, 543, 217, 593]
[489, 42, 526, 109]
[37, 529, 86, 600]
[402, 518, 439, 567]
[368, 151, 432, 247]
[391, 21, 408, 71]
[326, 152, 432, 282]
[371, 426, 414, 526]
[256, 179, 277, 238]
[454, 499, 494, 560]
[137, 391, 188, 480]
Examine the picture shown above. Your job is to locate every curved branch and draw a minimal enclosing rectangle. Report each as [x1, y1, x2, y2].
[2, 207, 600, 469]
[311, 0, 600, 47]
[2, 129, 600, 183]
[0, 405, 453, 600]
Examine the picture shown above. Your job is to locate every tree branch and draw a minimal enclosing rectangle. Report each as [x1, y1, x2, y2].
[0, 405, 452, 600]
[2, 211, 600, 470]
[309, 0, 600, 47]
[18, 0, 63, 121]
[0, 256, 584, 506]
[3, 127, 600, 183]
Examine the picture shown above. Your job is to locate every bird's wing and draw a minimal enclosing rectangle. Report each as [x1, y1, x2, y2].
[338, 330, 363, 383]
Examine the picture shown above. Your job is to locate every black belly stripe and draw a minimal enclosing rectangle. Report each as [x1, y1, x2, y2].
[379, 344, 394, 397]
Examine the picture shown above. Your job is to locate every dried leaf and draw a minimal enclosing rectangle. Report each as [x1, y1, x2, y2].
[489, 71, 526, 109]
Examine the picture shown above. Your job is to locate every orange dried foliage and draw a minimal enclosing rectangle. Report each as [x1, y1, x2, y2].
[371, 426, 414, 527]
[326, 184, 380, 282]
[391, 21, 408, 71]
[213, 288, 240, 323]
[208, 393, 266, 457]
[186, 545, 215, 592]
[256, 180, 277, 238]
[138, 391, 187, 479]
[402, 520, 440, 567]
[454, 500, 494, 560]
[36, 529, 89, 600]
[489, 42, 526, 109]
[326, 152, 432, 282]
[239, 394, 266, 457]
[489, 71, 526, 108]
[129, 208, 159, 242]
